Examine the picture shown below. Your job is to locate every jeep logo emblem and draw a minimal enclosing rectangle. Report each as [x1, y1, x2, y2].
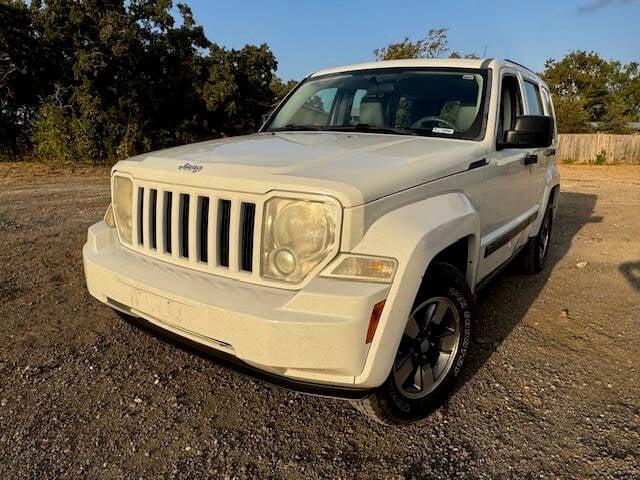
[178, 162, 203, 173]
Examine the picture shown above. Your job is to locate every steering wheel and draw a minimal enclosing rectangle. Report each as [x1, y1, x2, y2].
[410, 116, 456, 130]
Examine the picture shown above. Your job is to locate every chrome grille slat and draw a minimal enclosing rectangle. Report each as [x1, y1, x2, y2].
[228, 200, 241, 271]
[141, 188, 151, 250]
[131, 183, 258, 279]
[207, 196, 218, 268]
[251, 202, 263, 275]
[155, 189, 164, 252]
[188, 194, 198, 263]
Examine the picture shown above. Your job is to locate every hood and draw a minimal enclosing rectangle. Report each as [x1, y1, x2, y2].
[118, 132, 488, 207]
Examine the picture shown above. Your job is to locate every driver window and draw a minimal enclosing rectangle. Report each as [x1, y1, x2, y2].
[497, 75, 523, 142]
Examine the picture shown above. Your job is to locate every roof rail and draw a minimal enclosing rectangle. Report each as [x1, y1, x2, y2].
[504, 59, 538, 76]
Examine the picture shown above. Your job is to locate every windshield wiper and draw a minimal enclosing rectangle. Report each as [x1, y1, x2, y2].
[269, 123, 324, 132]
[271, 123, 418, 136]
[325, 124, 418, 136]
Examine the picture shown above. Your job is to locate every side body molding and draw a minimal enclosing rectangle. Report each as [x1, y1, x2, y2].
[349, 192, 480, 388]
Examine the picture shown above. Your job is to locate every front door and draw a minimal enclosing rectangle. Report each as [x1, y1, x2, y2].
[479, 70, 538, 280]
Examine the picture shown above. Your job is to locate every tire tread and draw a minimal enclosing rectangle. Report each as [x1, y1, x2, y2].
[353, 262, 473, 425]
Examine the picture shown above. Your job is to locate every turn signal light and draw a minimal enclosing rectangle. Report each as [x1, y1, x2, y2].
[366, 300, 386, 344]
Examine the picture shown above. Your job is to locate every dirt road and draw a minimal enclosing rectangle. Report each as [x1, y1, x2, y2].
[1, 163, 638, 479]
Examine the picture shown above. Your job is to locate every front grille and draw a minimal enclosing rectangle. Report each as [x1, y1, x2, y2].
[130, 183, 261, 280]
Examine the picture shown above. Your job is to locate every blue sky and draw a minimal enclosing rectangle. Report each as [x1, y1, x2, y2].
[186, 0, 640, 80]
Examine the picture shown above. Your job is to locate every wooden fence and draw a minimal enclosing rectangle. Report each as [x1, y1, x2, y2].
[557, 134, 640, 165]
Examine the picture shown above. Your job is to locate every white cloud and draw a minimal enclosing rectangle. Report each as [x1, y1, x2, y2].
[578, 0, 640, 13]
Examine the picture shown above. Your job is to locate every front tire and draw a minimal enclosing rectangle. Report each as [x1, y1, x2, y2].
[354, 262, 474, 425]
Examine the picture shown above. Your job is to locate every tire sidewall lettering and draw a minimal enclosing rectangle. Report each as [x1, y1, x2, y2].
[383, 267, 474, 421]
[448, 287, 471, 377]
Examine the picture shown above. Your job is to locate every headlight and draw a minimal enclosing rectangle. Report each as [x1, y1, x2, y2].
[112, 175, 133, 244]
[322, 255, 397, 283]
[262, 197, 339, 283]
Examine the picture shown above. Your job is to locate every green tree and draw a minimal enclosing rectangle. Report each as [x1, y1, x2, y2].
[542, 51, 640, 133]
[374, 28, 450, 61]
[270, 77, 297, 103]
[204, 43, 278, 135]
[552, 97, 592, 134]
[1, 0, 282, 163]
[0, 0, 49, 157]
[449, 51, 480, 59]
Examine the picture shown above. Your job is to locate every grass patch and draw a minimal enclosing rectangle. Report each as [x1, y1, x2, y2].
[593, 150, 608, 165]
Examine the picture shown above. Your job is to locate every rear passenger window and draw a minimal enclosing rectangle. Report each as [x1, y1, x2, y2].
[523, 81, 544, 116]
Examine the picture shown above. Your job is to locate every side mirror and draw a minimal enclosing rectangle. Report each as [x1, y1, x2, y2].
[499, 115, 554, 149]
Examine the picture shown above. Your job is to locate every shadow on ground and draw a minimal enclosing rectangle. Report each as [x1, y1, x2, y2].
[457, 191, 600, 394]
[619, 261, 640, 291]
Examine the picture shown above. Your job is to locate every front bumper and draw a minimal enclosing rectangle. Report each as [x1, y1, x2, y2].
[83, 222, 390, 390]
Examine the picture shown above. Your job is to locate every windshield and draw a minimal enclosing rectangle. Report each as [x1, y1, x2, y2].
[265, 68, 488, 140]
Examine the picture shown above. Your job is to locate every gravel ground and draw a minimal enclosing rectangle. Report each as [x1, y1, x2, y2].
[0, 163, 639, 479]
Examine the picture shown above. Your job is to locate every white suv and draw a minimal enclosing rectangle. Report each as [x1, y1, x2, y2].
[83, 58, 560, 424]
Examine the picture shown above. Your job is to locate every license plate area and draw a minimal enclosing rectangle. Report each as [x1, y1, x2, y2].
[132, 288, 193, 328]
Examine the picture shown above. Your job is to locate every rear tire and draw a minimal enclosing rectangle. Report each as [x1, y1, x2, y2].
[520, 204, 553, 274]
[353, 262, 474, 425]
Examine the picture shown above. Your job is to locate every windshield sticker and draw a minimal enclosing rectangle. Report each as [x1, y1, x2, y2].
[432, 127, 455, 135]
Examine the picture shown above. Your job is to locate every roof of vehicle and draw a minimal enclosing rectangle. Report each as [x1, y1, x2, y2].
[310, 58, 543, 83]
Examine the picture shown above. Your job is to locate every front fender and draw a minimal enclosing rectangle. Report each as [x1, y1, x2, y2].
[349, 192, 480, 388]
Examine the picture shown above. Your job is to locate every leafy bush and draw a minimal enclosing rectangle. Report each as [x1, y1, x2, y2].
[594, 150, 607, 165]
[31, 102, 76, 163]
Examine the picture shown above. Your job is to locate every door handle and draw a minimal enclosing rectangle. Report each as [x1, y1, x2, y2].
[524, 154, 538, 165]
[543, 148, 556, 157]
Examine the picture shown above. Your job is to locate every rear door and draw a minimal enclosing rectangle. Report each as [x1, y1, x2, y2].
[540, 84, 558, 181]
[521, 76, 549, 209]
